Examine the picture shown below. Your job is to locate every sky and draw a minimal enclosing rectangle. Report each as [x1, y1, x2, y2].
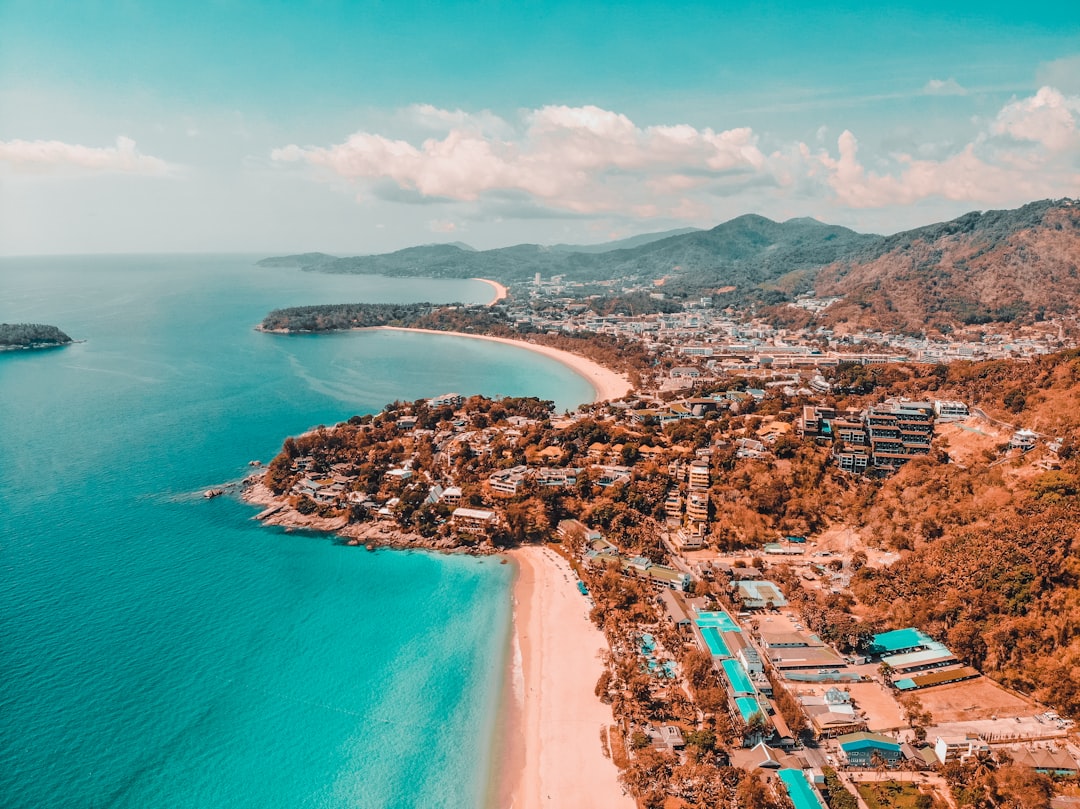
[1, 1, 1079, 255]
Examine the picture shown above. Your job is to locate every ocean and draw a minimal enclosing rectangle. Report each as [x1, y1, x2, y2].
[0, 255, 594, 808]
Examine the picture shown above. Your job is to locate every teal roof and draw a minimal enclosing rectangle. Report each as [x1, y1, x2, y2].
[870, 627, 934, 654]
[838, 732, 901, 753]
[722, 658, 755, 696]
[778, 769, 826, 809]
[700, 626, 731, 658]
[736, 696, 763, 723]
[694, 610, 741, 632]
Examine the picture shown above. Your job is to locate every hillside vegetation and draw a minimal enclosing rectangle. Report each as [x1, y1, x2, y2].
[816, 199, 1080, 334]
[260, 199, 1080, 332]
[0, 323, 72, 349]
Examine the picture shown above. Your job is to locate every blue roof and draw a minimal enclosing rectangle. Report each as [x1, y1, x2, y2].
[870, 627, 934, 654]
[736, 696, 764, 723]
[778, 769, 826, 809]
[694, 610, 741, 632]
[839, 734, 901, 753]
[722, 659, 755, 696]
[700, 626, 731, 658]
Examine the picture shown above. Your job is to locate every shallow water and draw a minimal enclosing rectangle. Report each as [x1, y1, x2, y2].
[0, 255, 591, 808]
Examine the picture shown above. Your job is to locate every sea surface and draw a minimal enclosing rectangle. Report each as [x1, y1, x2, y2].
[0, 255, 594, 808]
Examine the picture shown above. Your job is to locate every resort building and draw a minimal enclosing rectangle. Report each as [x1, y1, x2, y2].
[838, 732, 903, 768]
[450, 507, 498, 535]
[865, 400, 934, 469]
[933, 400, 969, 421]
[934, 734, 990, 765]
[427, 392, 465, 408]
[686, 491, 710, 522]
[687, 459, 711, 489]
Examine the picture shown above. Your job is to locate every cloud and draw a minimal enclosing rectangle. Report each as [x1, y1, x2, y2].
[993, 86, 1080, 151]
[271, 104, 769, 218]
[0, 136, 173, 175]
[274, 91, 1080, 223]
[923, 78, 967, 96]
[812, 87, 1080, 209]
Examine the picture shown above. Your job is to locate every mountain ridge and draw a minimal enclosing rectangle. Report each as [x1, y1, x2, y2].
[260, 199, 1080, 333]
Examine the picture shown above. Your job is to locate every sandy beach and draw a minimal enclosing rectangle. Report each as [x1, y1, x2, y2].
[475, 277, 508, 306]
[372, 327, 632, 402]
[501, 547, 632, 809]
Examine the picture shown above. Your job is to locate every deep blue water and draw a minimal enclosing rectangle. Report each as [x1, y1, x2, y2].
[0, 255, 593, 808]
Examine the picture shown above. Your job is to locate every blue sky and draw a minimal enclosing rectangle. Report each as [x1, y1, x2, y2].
[2, 1, 1079, 254]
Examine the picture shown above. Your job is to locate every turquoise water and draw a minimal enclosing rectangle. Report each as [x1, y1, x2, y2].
[0, 255, 594, 808]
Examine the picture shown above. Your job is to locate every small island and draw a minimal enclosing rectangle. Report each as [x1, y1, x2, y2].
[0, 323, 73, 351]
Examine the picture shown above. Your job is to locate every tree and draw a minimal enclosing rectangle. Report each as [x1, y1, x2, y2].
[878, 661, 895, 688]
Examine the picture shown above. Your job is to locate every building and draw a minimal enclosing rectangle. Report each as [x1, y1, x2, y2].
[686, 491, 710, 522]
[733, 580, 788, 609]
[934, 400, 969, 421]
[427, 392, 465, 408]
[1008, 746, 1080, 777]
[838, 732, 903, 768]
[934, 734, 990, 765]
[450, 507, 498, 535]
[488, 465, 529, 495]
[687, 459, 711, 489]
[865, 400, 934, 469]
[1010, 429, 1038, 450]
[778, 768, 827, 809]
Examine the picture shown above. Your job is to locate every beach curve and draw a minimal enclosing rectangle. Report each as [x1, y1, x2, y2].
[369, 326, 632, 403]
[474, 277, 508, 306]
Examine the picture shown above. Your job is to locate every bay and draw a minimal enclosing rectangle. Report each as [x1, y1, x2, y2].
[0, 255, 592, 808]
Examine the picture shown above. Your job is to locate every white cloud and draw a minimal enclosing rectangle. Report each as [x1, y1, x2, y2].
[813, 87, 1080, 209]
[923, 77, 967, 96]
[271, 104, 768, 218]
[273, 91, 1080, 223]
[0, 136, 173, 175]
[993, 86, 1080, 151]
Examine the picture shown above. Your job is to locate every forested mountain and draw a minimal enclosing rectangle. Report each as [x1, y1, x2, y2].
[815, 199, 1080, 333]
[261, 199, 1080, 333]
[258, 216, 876, 291]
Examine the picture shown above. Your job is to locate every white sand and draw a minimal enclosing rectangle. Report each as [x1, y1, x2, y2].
[503, 547, 632, 809]
[372, 327, 632, 402]
[475, 277, 508, 305]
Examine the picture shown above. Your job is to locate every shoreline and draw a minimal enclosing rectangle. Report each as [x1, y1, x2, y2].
[499, 546, 632, 809]
[370, 326, 631, 402]
[474, 277, 508, 306]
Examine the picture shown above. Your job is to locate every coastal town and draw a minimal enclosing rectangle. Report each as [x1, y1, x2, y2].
[243, 288, 1080, 809]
